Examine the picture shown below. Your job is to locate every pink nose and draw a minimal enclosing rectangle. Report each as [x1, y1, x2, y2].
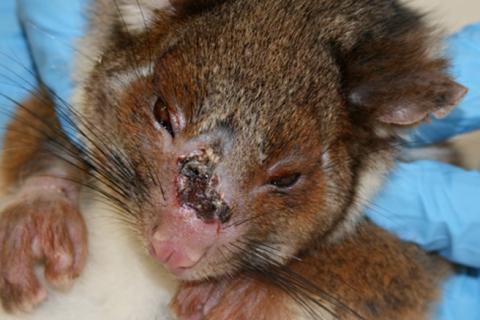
[151, 238, 203, 270]
[149, 207, 220, 275]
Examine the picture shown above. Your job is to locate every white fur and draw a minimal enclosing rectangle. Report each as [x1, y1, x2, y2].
[346, 162, 387, 229]
[327, 153, 391, 242]
[108, 64, 154, 93]
[120, 0, 172, 33]
[0, 197, 177, 320]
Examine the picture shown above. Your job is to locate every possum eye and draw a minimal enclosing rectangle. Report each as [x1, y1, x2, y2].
[269, 173, 301, 189]
[153, 98, 175, 137]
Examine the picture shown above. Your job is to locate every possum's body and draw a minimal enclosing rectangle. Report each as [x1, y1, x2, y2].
[0, 0, 467, 319]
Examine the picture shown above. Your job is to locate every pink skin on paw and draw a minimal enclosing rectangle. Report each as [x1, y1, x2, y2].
[172, 280, 231, 320]
[0, 176, 86, 312]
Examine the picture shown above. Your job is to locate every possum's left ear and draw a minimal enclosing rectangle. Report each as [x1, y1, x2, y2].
[170, 0, 226, 14]
[119, 0, 171, 33]
[120, 0, 224, 33]
[348, 73, 467, 126]
[343, 31, 467, 126]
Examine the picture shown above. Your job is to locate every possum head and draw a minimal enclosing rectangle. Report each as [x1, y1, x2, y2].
[77, 0, 466, 280]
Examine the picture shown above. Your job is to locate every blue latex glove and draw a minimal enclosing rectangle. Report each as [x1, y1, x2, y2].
[0, 0, 38, 148]
[0, 0, 90, 147]
[367, 23, 480, 320]
[368, 161, 480, 320]
[18, 0, 91, 144]
[0, 2, 479, 319]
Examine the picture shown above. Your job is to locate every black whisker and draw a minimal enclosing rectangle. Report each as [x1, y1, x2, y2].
[224, 240, 367, 320]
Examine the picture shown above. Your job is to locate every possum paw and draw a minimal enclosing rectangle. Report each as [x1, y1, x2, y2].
[0, 179, 87, 313]
[171, 280, 225, 320]
[171, 275, 290, 320]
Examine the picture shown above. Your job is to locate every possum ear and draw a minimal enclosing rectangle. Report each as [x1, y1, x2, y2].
[170, 0, 226, 14]
[120, 0, 172, 33]
[348, 73, 467, 126]
[343, 29, 467, 126]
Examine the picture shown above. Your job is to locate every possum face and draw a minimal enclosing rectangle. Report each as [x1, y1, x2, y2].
[78, 0, 466, 280]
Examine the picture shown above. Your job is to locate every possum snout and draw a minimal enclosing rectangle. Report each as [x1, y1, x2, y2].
[146, 145, 239, 279]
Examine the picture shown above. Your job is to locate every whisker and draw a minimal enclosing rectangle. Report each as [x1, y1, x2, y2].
[227, 241, 367, 320]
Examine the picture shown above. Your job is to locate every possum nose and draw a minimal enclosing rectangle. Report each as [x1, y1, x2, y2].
[149, 207, 220, 275]
[151, 239, 203, 270]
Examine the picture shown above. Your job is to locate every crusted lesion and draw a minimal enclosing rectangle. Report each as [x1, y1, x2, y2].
[177, 149, 230, 223]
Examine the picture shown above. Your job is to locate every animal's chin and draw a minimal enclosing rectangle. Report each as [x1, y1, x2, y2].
[160, 259, 205, 280]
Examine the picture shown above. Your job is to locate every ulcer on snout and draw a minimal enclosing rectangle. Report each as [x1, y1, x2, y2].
[177, 150, 231, 223]
[148, 147, 232, 278]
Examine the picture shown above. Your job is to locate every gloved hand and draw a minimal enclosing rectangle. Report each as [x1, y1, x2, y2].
[0, 0, 90, 147]
[0, 0, 37, 148]
[367, 23, 480, 320]
[0, 1, 479, 319]
[368, 161, 480, 319]
[18, 0, 91, 144]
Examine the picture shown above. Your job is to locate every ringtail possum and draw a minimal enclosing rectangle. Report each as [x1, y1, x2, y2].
[0, 0, 467, 319]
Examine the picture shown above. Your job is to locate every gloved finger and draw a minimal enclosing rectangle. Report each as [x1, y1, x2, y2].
[17, 0, 92, 144]
[366, 160, 480, 268]
[408, 22, 480, 146]
[434, 268, 480, 320]
[0, 0, 37, 149]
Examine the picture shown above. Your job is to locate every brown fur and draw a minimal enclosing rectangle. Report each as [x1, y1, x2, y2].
[172, 222, 449, 320]
[0, 90, 57, 190]
[75, 0, 463, 318]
